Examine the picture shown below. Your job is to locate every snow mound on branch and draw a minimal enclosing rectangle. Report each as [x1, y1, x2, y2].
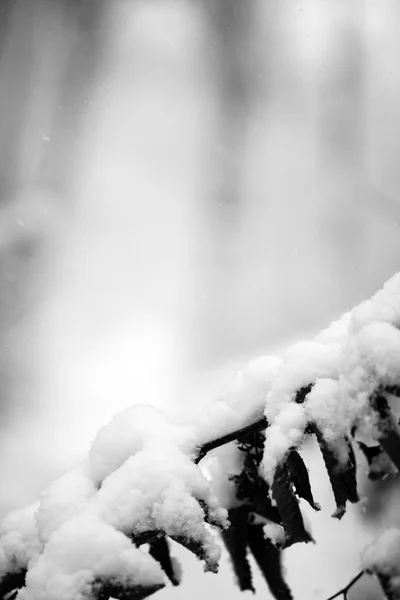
[0, 405, 228, 599]
[8, 407, 228, 599]
[262, 272, 400, 482]
[362, 528, 400, 595]
[92, 440, 227, 568]
[35, 462, 96, 544]
[3, 272, 400, 599]
[351, 272, 400, 331]
[204, 443, 244, 510]
[0, 503, 41, 578]
[17, 518, 165, 600]
[262, 339, 341, 481]
[193, 355, 282, 447]
[89, 404, 191, 484]
[195, 355, 281, 507]
[362, 527, 400, 574]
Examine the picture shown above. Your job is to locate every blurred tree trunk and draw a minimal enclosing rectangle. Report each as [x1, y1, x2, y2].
[318, 0, 400, 299]
[197, 0, 258, 368]
[318, 1, 365, 175]
[0, 0, 105, 416]
[317, 0, 367, 293]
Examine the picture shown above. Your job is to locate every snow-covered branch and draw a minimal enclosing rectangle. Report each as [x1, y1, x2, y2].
[2, 272, 400, 600]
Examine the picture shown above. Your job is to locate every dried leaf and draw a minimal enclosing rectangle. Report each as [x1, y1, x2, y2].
[95, 578, 165, 600]
[220, 507, 254, 592]
[251, 484, 282, 525]
[340, 439, 359, 504]
[271, 463, 313, 548]
[148, 537, 180, 586]
[168, 534, 218, 574]
[358, 442, 382, 466]
[247, 525, 293, 600]
[286, 450, 320, 511]
[371, 394, 400, 473]
[358, 442, 397, 481]
[385, 385, 400, 398]
[313, 427, 358, 518]
[231, 470, 281, 525]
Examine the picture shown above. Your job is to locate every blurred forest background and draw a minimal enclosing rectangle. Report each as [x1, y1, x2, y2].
[0, 0, 400, 597]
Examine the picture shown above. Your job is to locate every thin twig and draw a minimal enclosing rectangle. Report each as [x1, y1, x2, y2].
[325, 570, 365, 600]
[194, 416, 268, 464]
[194, 383, 315, 463]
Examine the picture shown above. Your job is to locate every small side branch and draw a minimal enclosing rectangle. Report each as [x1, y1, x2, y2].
[325, 570, 365, 600]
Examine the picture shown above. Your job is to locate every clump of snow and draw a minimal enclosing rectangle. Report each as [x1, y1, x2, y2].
[0, 502, 41, 578]
[362, 528, 400, 588]
[8, 436, 227, 598]
[202, 444, 244, 511]
[191, 355, 282, 498]
[351, 272, 400, 332]
[18, 517, 165, 600]
[355, 322, 400, 387]
[315, 312, 351, 346]
[88, 404, 191, 484]
[336, 322, 400, 444]
[306, 379, 341, 442]
[263, 522, 285, 546]
[35, 462, 96, 544]
[0, 406, 229, 599]
[193, 355, 282, 448]
[263, 403, 307, 483]
[262, 337, 343, 482]
[261, 273, 400, 483]
[93, 440, 227, 559]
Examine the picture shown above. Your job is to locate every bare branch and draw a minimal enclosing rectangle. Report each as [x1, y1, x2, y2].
[194, 416, 268, 464]
[193, 383, 315, 464]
